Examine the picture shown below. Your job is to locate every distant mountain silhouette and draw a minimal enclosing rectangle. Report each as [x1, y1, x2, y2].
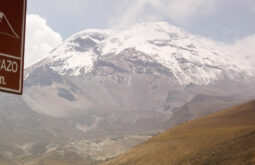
[0, 12, 19, 39]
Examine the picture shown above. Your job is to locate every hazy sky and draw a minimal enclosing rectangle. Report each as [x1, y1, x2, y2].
[25, 0, 255, 66]
[27, 0, 255, 42]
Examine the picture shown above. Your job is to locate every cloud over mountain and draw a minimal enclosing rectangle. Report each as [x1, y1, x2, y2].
[109, 0, 219, 29]
[227, 34, 255, 70]
[25, 14, 62, 67]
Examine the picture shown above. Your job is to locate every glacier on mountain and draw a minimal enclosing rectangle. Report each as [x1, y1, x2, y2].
[32, 22, 253, 86]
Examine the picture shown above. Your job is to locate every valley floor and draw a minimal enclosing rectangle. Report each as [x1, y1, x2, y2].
[7, 135, 151, 165]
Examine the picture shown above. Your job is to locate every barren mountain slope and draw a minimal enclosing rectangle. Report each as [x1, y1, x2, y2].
[102, 100, 255, 165]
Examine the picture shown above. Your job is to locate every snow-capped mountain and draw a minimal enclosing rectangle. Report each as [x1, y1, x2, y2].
[21, 22, 255, 141]
[1, 21, 255, 164]
[23, 21, 255, 131]
[24, 21, 255, 122]
[36, 22, 252, 86]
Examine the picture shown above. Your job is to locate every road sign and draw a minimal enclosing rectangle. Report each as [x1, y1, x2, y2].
[0, 0, 27, 95]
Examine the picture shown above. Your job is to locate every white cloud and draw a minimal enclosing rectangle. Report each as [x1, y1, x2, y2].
[245, 0, 255, 13]
[25, 14, 62, 67]
[164, 0, 219, 22]
[228, 35, 255, 70]
[110, 0, 219, 29]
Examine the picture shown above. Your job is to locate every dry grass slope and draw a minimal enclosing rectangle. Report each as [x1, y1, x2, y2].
[102, 100, 255, 165]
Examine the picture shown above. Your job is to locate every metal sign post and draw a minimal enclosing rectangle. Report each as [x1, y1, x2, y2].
[0, 0, 27, 95]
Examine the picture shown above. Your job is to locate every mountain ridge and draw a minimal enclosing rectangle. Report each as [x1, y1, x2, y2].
[22, 21, 255, 131]
[27, 21, 253, 85]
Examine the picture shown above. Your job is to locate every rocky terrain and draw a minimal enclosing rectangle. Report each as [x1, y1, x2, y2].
[102, 100, 255, 165]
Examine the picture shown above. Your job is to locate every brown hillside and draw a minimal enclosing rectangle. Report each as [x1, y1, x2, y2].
[102, 100, 255, 165]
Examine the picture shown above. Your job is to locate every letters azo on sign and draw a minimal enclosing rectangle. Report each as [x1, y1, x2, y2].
[0, 0, 27, 94]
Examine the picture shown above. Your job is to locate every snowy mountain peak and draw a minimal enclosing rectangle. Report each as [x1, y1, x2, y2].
[37, 21, 252, 85]
[122, 21, 188, 39]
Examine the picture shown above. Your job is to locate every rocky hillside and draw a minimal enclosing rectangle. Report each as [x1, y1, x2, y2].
[102, 100, 255, 165]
